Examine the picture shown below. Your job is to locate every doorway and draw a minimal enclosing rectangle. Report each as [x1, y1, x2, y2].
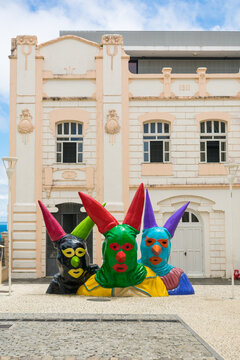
[169, 211, 203, 276]
[46, 202, 93, 276]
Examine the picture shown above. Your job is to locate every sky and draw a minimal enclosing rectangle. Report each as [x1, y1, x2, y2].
[0, 0, 240, 220]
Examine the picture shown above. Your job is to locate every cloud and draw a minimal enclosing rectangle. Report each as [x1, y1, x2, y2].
[0, 0, 239, 218]
[0, 0, 239, 102]
[0, 100, 9, 133]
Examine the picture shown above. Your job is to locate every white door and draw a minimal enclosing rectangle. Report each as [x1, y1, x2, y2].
[169, 211, 203, 276]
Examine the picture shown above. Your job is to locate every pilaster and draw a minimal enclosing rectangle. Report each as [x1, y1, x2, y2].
[12, 35, 38, 278]
[101, 34, 124, 212]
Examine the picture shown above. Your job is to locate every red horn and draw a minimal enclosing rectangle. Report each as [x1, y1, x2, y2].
[78, 192, 119, 234]
[38, 201, 66, 242]
[123, 183, 145, 232]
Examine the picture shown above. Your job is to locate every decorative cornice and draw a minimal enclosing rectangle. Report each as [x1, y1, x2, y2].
[16, 35, 37, 46]
[196, 111, 231, 122]
[49, 108, 90, 136]
[38, 35, 99, 49]
[130, 184, 237, 189]
[138, 112, 175, 125]
[42, 96, 96, 101]
[101, 34, 123, 45]
[129, 96, 240, 101]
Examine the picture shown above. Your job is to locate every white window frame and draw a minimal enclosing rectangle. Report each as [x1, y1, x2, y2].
[200, 120, 227, 163]
[143, 121, 170, 163]
[56, 121, 83, 163]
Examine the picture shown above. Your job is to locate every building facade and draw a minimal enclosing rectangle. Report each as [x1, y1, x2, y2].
[9, 31, 240, 279]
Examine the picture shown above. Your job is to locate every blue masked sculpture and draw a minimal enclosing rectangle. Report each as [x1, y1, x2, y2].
[138, 190, 194, 295]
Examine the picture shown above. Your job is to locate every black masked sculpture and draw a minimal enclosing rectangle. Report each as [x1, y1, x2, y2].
[38, 201, 99, 294]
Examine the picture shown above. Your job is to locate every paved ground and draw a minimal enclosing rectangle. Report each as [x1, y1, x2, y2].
[0, 314, 221, 360]
[0, 281, 240, 359]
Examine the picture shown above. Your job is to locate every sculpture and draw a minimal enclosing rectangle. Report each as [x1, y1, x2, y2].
[38, 201, 99, 294]
[76, 184, 168, 297]
[138, 190, 194, 295]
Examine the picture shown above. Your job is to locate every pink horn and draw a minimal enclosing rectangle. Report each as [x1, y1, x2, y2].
[38, 200, 66, 242]
[123, 183, 145, 232]
[78, 192, 119, 234]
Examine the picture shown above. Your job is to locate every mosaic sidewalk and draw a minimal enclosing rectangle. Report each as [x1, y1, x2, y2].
[0, 314, 223, 360]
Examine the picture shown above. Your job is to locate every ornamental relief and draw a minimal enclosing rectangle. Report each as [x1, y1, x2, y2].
[17, 109, 34, 144]
[62, 171, 77, 180]
[101, 35, 123, 71]
[105, 109, 120, 145]
[101, 35, 123, 45]
[16, 35, 37, 46]
[16, 36, 37, 71]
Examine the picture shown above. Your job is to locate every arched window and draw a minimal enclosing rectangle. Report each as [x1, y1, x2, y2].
[143, 121, 170, 163]
[181, 211, 199, 223]
[56, 121, 83, 163]
[200, 120, 226, 163]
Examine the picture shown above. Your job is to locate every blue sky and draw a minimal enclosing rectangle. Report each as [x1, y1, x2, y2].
[0, 0, 240, 219]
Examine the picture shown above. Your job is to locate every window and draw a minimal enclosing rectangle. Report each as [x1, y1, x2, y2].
[143, 122, 170, 163]
[56, 122, 83, 163]
[129, 60, 138, 74]
[200, 120, 226, 163]
[181, 211, 199, 223]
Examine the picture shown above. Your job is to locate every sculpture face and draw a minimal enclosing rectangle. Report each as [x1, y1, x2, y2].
[103, 225, 138, 275]
[56, 235, 89, 280]
[38, 200, 97, 293]
[140, 227, 171, 272]
[139, 190, 189, 277]
[78, 184, 147, 288]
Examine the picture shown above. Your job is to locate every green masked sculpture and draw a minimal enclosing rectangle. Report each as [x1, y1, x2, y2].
[76, 184, 168, 297]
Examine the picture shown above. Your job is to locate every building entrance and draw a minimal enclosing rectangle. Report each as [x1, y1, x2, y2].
[46, 202, 93, 276]
[169, 211, 203, 276]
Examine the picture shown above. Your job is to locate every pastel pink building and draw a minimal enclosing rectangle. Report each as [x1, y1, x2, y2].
[9, 31, 240, 279]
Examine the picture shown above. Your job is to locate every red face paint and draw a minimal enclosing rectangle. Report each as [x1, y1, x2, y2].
[158, 238, 169, 248]
[145, 237, 157, 247]
[109, 243, 121, 251]
[113, 264, 128, 272]
[116, 251, 126, 263]
[122, 243, 133, 251]
[152, 244, 161, 256]
[149, 256, 162, 265]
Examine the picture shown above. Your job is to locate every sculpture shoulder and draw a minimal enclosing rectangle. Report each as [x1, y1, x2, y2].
[76, 274, 111, 297]
[160, 268, 194, 295]
[46, 273, 78, 294]
[76, 266, 168, 297]
[133, 266, 168, 297]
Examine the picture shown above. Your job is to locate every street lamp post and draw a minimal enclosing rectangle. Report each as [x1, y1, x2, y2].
[2, 157, 18, 296]
[224, 162, 240, 299]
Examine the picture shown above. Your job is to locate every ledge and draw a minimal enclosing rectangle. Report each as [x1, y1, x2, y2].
[141, 163, 173, 176]
[198, 163, 228, 176]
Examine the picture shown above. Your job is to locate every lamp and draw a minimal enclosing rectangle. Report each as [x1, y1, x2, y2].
[2, 157, 18, 295]
[224, 162, 240, 299]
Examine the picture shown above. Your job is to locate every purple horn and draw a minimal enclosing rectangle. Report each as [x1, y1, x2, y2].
[163, 202, 190, 238]
[143, 189, 158, 229]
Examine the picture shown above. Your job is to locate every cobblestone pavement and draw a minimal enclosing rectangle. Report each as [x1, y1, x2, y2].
[0, 314, 221, 360]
